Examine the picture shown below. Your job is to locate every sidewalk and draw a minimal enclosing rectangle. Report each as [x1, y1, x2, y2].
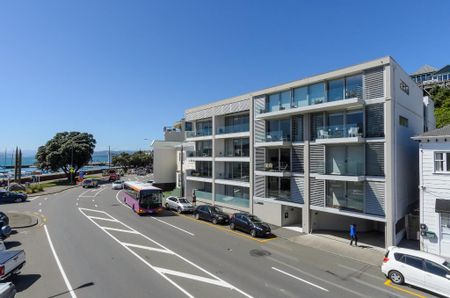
[28, 184, 79, 197]
[272, 227, 385, 266]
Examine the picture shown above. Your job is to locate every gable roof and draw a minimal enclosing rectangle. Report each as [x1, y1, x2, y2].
[434, 65, 450, 75]
[412, 64, 437, 76]
[412, 125, 450, 139]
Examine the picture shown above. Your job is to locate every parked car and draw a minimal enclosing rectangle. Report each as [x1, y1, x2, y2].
[81, 179, 98, 188]
[230, 213, 271, 237]
[193, 205, 229, 224]
[0, 223, 10, 241]
[111, 180, 124, 190]
[0, 190, 27, 203]
[0, 282, 16, 298]
[382, 246, 450, 297]
[0, 214, 8, 227]
[165, 196, 194, 213]
[0, 250, 26, 280]
[108, 170, 120, 182]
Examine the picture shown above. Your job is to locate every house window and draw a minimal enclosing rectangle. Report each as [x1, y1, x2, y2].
[399, 116, 409, 127]
[435, 152, 450, 173]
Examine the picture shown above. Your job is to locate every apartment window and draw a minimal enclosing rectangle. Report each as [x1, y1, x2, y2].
[267, 177, 290, 200]
[326, 181, 364, 212]
[309, 83, 326, 104]
[328, 79, 345, 102]
[266, 148, 291, 171]
[280, 91, 291, 110]
[196, 120, 212, 136]
[293, 116, 303, 142]
[266, 119, 291, 141]
[222, 113, 249, 133]
[196, 140, 212, 157]
[267, 91, 291, 112]
[434, 152, 450, 173]
[345, 74, 363, 99]
[293, 86, 308, 107]
[224, 138, 249, 157]
[399, 116, 409, 127]
[224, 162, 249, 181]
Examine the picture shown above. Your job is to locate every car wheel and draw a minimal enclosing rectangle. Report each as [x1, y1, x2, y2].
[250, 229, 257, 238]
[388, 270, 404, 285]
[230, 222, 235, 230]
[177, 207, 182, 214]
[212, 218, 218, 225]
[195, 213, 200, 220]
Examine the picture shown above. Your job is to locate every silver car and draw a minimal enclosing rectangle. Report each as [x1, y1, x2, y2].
[165, 196, 194, 213]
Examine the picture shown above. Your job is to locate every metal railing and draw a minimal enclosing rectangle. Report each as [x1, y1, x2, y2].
[216, 123, 249, 134]
[317, 124, 362, 139]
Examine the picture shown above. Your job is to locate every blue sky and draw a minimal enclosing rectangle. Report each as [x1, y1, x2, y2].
[0, 0, 449, 152]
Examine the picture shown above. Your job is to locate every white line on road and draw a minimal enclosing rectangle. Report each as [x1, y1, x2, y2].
[151, 218, 195, 236]
[88, 216, 118, 222]
[28, 196, 40, 201]
[272, 267, 328, 292]
[122, 243, 175, 254]
[155, 267, 234, 288]
[44, 225, 77, 298]
[102, 227, 139, 234]
[79, 187, 105, 198]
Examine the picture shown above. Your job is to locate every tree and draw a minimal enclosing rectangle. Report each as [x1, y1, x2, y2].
[36, 132, 96, 182]
[112, 152, 131, 170]
[430, 86, 450, 128]
[129, 150, 152, 168]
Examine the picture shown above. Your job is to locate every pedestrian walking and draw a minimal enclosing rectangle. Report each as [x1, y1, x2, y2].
[349, 223, 358, 247]
[192, 190, 197, 207]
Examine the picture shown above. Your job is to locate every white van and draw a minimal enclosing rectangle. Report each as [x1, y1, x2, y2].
[382, 246, 450, 297]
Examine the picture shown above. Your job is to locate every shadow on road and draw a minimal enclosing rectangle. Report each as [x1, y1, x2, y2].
[11, 274, 41, 292]
[48, 281, 95, 298]
[4, 240, 21, 249]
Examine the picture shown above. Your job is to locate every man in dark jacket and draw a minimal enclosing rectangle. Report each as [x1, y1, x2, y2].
[349, 224, 358, 246]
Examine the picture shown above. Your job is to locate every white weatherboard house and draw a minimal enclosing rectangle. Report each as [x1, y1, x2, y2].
[413, 125, 450, 258]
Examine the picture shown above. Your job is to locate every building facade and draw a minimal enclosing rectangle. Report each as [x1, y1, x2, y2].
[413, 126, 450, 258]
[184, 57, 429, 247]
[410, 64, 450, 93]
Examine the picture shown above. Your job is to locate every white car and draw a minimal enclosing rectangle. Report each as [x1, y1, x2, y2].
[382, 246, 450, 297]
[111, 180, 124, 190]
[164, 196, 194, 213]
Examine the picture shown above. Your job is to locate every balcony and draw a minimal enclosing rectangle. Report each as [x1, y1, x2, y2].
[255, 162, 291, 177]
[255, 131, 291, 147]
[185, 129, 213, 140]
[215, 194, 249, 208]
[256, 97, 364, 121]
[187, 151, 212, 160]
[196, 190, 213, 201]
[186, 170, 212, 182]
[316, 160, 365, 182]
[215, 123, 249, 138]
[315, 124, 364, 144]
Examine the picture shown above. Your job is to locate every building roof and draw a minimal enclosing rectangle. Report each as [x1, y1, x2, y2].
[412, 125, 450, 139]
[412, 64, 437, 76]
[434, 65, 450, 75]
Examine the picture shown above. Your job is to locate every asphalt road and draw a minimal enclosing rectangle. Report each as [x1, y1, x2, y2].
[0, 175, 440, 298]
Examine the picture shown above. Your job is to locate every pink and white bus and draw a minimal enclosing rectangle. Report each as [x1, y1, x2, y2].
[122, 181, 163, 215]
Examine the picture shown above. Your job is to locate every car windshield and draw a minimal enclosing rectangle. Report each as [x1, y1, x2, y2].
[212, 207, 222, 213]
[139, 190, 162, 209]
[179, 198, 189, 204]
[248, 215, 263, 223]
[443, 261, 450, 270]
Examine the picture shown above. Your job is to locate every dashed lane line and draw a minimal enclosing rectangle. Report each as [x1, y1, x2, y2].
[272, 267, 329, 292]
[122, 243, 175, 254]
[44, 225, 77, 298]
[79, 207, 252, 298]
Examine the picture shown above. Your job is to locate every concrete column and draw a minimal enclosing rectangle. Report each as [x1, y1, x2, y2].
[212, 116, 216, 205]
[303, 114, 311, 233]
[250, 96, 255, 214]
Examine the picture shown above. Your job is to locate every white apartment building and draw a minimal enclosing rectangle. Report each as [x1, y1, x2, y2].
[413, 125, 450, 258]
[184, 57, 430, 247]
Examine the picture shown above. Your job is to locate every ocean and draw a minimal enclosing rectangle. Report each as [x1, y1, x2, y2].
[0, 152, 111, 167]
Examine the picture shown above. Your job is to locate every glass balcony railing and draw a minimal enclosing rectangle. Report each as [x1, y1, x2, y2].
[188, 171, 212, 178]
[187, 151, 212, 158]
[317, 124, 362, 139]
[196, 190, 212, 201]
[216, 123, 249, 134]
[325, 161, 364, 176]
[265, 131, 291, 142]
[215, 194, 249, 208]
[267, 190, 291, 200]
[326, 195, 364, 213]
[260, 162, 290, 172]
[217, 173, 250, 182]
[220, 150, 250, 158]
[185, 129, 212, 138]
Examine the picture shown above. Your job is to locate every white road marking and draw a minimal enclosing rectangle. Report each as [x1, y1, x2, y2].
[272, 267, 328, 292]
[39, 202, 42, 206]
[115, 191, 194, 236]
[151, 218, 195, 236]
[102, 227, 139, 234]
[76, 203, 79, 206]
[122, 243, 174, 254]
[155, 267, 233, 288]
[38, 209, 42, 213]
[44, 225, 77, 298]
[79, 208, 252, 298]
[45, 197, 48, 201]
[28, 196, 40, 201]
[92, 199, 95, 202]
[94, 204, 98, 208]
[79, 187, 105, 198]
[88, 216, 118, 222]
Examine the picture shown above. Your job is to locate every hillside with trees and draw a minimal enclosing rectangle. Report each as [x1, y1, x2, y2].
[431, 86, 450, 128]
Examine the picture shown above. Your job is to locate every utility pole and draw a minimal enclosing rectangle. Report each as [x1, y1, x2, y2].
[108, 146, 111, 169]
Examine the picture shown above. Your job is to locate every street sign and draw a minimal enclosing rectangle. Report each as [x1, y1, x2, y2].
[69, 167, 75, 173]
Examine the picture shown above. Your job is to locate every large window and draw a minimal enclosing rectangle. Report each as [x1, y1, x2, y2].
[328, 79, 345, 102]
[195, 140, 212, 157]
[326, 181, 364, 212]
[309, 83, 326, 104]
[326, 145, 364, 176]
[224, 162, 249, 181]
[293, 116, 303, 142]
[195, 120, 212, 136]
[220, 113, 249, 134]
[265, 148, 291, 172]
[216, 186, 249, 208]
[293, 86, 308, 107]
[267, 91, 291, 112]
[266, 119, 291, 141]
[345, 74, 363, 99]
[316, 109, 363, 139]
[434, 152, 450, 173]
[224, 138, 249, 157]
[267, 177, 290, 200]
[194, 161, 212, 177]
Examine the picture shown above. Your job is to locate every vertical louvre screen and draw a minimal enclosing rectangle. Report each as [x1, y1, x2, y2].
[255, 147, 265, 171]
[310, 113, 323, 141]
[292, 116, 303, 142]
[310, 178, 325, 207]
[366, 103, 385, 138]
[364, 67, 384, 99]
[366, 143, 384, 176]
[292, 146, 304, 173]
[310, 144, 325, 174]
[365, 181, 385, 216]
[290, 177, 304, 204]
[254, 96, 266, 142]
[254, 175, 265, 198]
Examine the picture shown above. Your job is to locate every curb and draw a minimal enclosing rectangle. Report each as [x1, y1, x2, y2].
[28, 185, 79, 197]
[7, 213, 39, 229]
